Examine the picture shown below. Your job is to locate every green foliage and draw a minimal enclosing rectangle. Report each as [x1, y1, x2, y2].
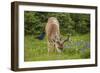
[24, 11, 90, 35]
[70, 13, 90, 34]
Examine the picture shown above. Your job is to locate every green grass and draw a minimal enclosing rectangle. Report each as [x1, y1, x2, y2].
[24, 34, 90, 61]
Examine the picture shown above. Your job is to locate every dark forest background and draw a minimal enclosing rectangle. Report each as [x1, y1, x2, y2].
[24, 11, 90, 35]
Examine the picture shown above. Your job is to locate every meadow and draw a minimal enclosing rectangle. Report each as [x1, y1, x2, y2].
[24, 11, 90, 61]
[24, 34, 90, 61]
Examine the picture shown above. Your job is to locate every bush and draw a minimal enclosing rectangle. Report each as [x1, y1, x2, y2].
[24, 11, 90, 35]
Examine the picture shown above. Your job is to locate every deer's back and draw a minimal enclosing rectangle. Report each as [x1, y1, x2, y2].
[45, 23, 59, 40]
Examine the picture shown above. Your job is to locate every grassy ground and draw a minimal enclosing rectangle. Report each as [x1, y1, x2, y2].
[24, 34, 90, 61]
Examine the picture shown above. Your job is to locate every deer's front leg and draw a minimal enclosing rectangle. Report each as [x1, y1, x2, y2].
[47, 41, 53, 54]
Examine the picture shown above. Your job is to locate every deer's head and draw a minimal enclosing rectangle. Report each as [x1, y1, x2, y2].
[53, 34, 71, 52]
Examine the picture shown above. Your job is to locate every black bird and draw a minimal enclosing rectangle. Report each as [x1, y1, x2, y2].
[36, 32, 45, 40]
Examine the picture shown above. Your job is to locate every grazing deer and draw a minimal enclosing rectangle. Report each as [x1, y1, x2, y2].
[45, 17, 70, 53]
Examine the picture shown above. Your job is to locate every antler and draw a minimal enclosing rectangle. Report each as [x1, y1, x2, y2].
[63, 34, 71, 44]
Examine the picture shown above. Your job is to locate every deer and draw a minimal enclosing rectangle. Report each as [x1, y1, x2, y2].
[45, 17, 70, 53]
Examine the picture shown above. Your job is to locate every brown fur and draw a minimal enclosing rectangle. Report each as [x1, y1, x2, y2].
[45, 17, 60, 40]
[45, 17, 70, 53]
[45, 17, 62, 53]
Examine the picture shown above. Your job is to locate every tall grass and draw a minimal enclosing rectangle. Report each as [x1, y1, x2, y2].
[24, 34, 90, 61]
